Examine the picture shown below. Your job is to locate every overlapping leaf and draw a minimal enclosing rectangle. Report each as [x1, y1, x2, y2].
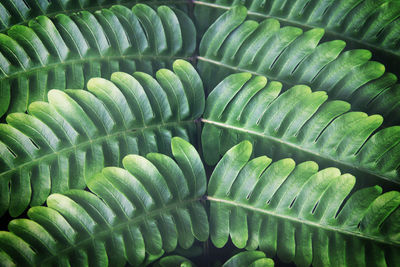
[0, 137, 209, 266]
[0, 59, 204, 217]
[207, 141, 400, 266]
[0, 0, 191, 34]
[202, 72, 400, 189]
[194, 0, 400, 72]
[0, 3, 196, 118]
[197, 6, 400, 126]
[154, 251, 274, 266]
[155, 255, 196, 267]
[221, 251, 274, 267]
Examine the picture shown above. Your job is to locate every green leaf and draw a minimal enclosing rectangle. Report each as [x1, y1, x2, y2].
[0, 0, 190, 34]
[0, 137, 208, 266]
[0, 4, 196, 118]
[0, 59, 204, 217]
[197, 6, 400, 126]
[202, 72, 400, 189]
[207, 141, 400, 266]
[194, 1, 400, 74]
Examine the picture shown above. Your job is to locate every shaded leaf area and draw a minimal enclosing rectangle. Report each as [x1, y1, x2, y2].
[197, 6, 400, 126]
[194, 0, 400, 73]
[202, 73, 400, 190]
[0, 59, 204, 218]
[0, 0, 190, 33]
[207, 141, 400, 267]
[0, 137, 209, 266]
[0, 3, 196, 118]
[155, 251, 274, 266]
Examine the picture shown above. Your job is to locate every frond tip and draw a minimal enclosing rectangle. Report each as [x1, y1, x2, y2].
[0, 137, 208, 266]
[207, 140, 400, 266]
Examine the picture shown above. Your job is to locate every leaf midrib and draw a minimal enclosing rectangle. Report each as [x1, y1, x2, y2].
[206, 196, 400, 247]
[193, 1, 399, 59]
[201, 118, 400, 187]
[39, 196, 201, 265]
[1, 120, 194, 180]
[1, 54, 192, 80]
[197, 56, 298, 88]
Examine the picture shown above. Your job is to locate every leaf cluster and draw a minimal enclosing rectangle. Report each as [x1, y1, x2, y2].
[0, 1, 399, 267]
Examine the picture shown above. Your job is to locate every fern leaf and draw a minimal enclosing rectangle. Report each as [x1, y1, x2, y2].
[194, 1, 400, 73]
[0, 3, 196, 118]
[197, 6, 400, 126]
[207, 141, 400, 266]
[201, 72, 400, 189]
[0, 59, 204, 218]
[0, 137, 208, 266]
[0, 0, 190, 34]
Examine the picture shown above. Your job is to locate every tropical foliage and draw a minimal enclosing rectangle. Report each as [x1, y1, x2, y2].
[194, 0, 400, 73]
[0, 137, 208, 266]
[207, 141, 400, 267]
[197, 6, 400, 126]
[0, 4, 195, 117]
[201, 72, 400, 189]
[0, 0, 399, 266]
[0, 59, 203, 217]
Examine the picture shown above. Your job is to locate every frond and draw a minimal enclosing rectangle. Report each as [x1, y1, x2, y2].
[0, 3, 196, 118]
[197, 6, 400, 126]
[0, 137, 208, 266]
[194, 1, 400, 73]
[0, 0, 190, 33]
[207, 141, 400, 266]
[0, 59, 204, 217]
[201, 72, 400, 189]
